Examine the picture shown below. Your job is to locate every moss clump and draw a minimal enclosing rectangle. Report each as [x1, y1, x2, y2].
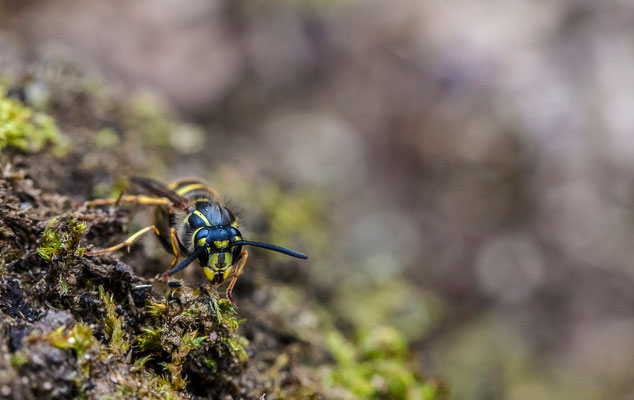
[131, 287, 248, 396]
[36, 218, 88, 297]
[136, 327, 163, 353]
[14, 319, 99, 398]
[145, 299, 169, 317]
[0, 91, 68, 155]
[9, 351, 29, 368]
[36, 219, 87, 261]
[163, 329, 207, 390]
[324, 326, 443, 399]
[35, 323, 99, 359]
[99, 285, 129, 355]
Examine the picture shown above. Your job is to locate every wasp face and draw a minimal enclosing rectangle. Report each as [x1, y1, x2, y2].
[192, 226, 243, 284]
[204, 251, 233, 283]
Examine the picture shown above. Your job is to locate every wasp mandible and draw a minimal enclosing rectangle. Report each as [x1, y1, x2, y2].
[85, 177, 308, 304]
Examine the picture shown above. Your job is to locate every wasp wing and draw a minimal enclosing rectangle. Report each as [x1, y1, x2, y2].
[130, 176, 191, 210]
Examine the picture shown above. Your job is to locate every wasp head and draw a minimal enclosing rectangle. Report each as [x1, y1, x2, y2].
[167, 224, 305, 283]
[192, 226, 243, 284]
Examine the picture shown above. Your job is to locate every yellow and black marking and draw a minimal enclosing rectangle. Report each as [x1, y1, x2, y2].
[168, 178, 222, 204]
[215, 240, 229, 249]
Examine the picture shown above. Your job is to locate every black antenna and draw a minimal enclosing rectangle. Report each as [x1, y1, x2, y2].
[231, 240, 307, 259]
[168, 243, 209, 275]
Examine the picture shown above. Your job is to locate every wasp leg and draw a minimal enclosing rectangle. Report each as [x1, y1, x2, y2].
[225, 249, 248, 306]
[168, 228, 181, 268]
[86, 225, 160, 256]
[158, 228, 181, 282]
[84, 195, 172, 208]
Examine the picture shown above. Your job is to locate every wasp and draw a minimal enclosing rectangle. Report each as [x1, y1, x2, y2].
[85, 177, 308, 304]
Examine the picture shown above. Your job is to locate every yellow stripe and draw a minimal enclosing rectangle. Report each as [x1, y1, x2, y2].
[176, 183, 208, 196]
[214, 240, 229, 249]
[191, 227, 206, 246]
[203, 267, 215, 281]
[193, 210, 211, 226]
[210, 253, 217, 265]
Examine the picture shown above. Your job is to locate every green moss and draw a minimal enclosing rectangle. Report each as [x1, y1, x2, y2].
[324, 327, 442, 400]
[10, 351, 29, 368]
[151, 373, 185, 400]
[174, 330, 205, 360]
[180, 304, 202, 318]
[203, 358, 217, 373]
[202, 294, 241, 328]
[146, 299, 169, 317]
[135, 327, 162, 353]
[132, 287, 249, 394]
[37, 219, 87, 261]
[37, 229, 63, 261]
[45, 216, 59, 228]
[132, 354, 152, 369]
[225, 336, 249, 363]
[35, 218, 88, 295]
[30, 323, 99, 359]
[358, 326, 407, 361]
[333, 279, 440, 343]
[69, 323, 99, 358]
[159, 329, 206, 391]
[98, 285, 129, 354]
[0, 91, 69, 156]
[59, 276, 69, 295]
[95, 127, 120, 148]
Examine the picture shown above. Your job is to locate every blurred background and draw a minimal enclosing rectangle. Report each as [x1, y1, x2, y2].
[1, 0, 633, 398]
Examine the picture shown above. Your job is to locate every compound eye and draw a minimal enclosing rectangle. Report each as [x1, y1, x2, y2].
[197, 251, 210, 266]
[232, 244, 242, 260]
[194, 228, 209, 247]
[229, 227, 243, 242]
